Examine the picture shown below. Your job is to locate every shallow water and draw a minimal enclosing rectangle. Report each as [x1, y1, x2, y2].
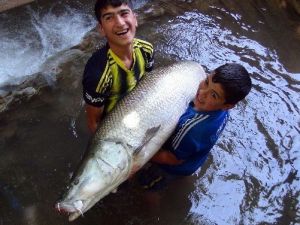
[0, 0, 300, 225]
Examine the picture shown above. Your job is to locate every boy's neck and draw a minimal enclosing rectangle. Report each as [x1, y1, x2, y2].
[109, 43, 134, 69]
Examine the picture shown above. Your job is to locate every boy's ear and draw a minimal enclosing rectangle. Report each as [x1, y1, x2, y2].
[97, 23, 105, 37]
[223, 103, 235, 110]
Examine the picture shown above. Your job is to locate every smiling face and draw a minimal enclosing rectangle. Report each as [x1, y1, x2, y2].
[98, 3, 137, 50]
[193, 73, 234, 112]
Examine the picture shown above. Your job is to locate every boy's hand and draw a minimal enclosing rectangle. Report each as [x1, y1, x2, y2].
[128, 164, 140, 178]
[151, 150, 184, 165]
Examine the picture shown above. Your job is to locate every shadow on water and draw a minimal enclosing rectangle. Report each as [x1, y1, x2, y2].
[0, 0, 300, 224]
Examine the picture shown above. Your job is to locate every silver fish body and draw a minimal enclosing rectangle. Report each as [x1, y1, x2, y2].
[55, 61, 205, 221]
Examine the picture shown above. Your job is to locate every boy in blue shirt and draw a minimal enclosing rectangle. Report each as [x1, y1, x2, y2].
[139, 63, 252, 189]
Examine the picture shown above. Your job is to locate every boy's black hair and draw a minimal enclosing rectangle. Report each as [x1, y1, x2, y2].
[212, 63, 252, 105]
[94, 0, 133, 22]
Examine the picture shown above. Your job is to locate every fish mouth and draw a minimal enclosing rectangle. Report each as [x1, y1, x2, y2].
[55, 200, 85, 221]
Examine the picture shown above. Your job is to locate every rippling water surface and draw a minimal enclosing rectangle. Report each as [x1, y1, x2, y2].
[0, 0, 299, 225]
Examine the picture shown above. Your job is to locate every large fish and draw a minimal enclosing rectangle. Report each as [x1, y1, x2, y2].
[55, 61, 205, 221]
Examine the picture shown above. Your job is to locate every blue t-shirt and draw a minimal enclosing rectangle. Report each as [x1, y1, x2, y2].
[159, 102, 229, 176]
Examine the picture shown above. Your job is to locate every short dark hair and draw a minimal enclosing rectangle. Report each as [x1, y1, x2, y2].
[212, 63, 252, 105]
[94, 0, 133, 22]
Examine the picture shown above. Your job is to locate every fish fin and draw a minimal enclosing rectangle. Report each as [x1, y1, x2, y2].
[133, 125, 161, 155]
[111, 188, 118, 194]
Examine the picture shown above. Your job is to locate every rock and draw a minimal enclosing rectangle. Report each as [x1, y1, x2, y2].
[279, 0, 300, 15]
[0, 0, 34, 12]
[0, 72, 49, 113]
[0, 87, 37, 113]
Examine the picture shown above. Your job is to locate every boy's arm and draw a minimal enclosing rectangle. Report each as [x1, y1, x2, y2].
[85, 104, 104, 134]
[82, 49, 109, 134]
[151, 149, 184, 165]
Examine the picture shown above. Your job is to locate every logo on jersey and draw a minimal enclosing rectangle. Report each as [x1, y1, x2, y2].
[85, 92, 104, 104]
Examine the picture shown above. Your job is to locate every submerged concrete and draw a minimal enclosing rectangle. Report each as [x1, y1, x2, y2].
[0, 0, 34, 12]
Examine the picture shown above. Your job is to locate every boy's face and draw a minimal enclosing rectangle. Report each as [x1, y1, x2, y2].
[98, 4, 137, 48]
[193, 73, 234, 112]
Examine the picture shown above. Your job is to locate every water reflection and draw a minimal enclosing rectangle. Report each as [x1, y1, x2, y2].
[144, 2, 300, 225]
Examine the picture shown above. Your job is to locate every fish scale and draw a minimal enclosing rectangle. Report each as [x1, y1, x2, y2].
[56, 61, 205, 221]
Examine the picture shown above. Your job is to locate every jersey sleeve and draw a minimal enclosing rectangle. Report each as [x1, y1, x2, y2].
[82, 51, 110, 107]
[170, 125, 211, 161]
[145, 47, 154, 72]
[137, 39, 154, 72]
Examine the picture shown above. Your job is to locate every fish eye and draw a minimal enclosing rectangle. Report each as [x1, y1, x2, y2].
[73, 179, 79, 185]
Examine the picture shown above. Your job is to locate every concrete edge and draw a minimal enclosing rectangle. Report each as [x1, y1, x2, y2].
[0, 0, 35, 13]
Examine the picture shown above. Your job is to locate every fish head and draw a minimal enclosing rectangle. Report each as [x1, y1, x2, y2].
[55, 140, 132, 221]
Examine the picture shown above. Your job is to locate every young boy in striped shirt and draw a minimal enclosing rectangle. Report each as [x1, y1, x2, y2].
[82, 0, 154, 133]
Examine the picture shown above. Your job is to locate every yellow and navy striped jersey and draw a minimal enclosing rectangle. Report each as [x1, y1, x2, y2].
[82, 38, 154, 114]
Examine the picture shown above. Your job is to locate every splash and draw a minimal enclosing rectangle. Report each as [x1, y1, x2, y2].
[0, 4, 95, 86]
